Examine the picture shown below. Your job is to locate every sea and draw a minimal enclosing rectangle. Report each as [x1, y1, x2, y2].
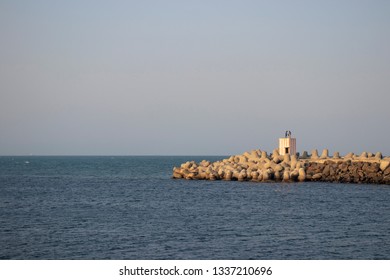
[0, 156, 389, 260]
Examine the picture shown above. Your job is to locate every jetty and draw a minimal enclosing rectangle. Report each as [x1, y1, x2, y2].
[172, 133, 390, 185]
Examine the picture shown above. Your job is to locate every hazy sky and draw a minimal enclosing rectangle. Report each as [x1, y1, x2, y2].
[1, 0, 389, 155]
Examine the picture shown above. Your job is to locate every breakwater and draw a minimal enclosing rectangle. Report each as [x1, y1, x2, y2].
[172, 149, 390, 184]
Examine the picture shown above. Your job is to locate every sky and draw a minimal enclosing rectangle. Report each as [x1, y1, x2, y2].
[0, 0, 389, 156]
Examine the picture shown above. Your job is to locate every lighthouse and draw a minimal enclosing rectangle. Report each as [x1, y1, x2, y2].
[279, 131, 296, 156]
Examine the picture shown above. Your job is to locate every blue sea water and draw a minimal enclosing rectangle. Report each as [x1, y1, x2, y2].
[0, 156, 390, 260]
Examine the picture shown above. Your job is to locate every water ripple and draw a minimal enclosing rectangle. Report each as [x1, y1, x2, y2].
[1, 156, 390, 259]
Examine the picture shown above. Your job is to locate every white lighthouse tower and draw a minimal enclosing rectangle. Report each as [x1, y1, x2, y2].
[279, 131, 296, 156]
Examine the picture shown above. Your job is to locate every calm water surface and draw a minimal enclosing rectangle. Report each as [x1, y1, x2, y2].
[0, 156, 389, 259]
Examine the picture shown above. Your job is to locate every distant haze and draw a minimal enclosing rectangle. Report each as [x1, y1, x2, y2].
[1, 1, 389, 156]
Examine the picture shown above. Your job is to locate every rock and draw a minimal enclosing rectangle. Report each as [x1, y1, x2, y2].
[375, 152, 383, 160]
[199, 172, 207, 180]
[209, 172, 217, 180]
[320, 149, 329, 159]
[248, 150, 260, 159]
[257, 170, 263, 181]
[240, 163, 249, 170]
[380, 161, 390, 172]
[359, 152, 368, 159]
[290, 155, 298, 169]
[290, 170, 299, 181]
[246, 170, 252, 180]
[312, 173, 322, 180]
[181, 168, 190, 177]
[273, 155, 282, 164]
[333, 152, 340, 159]
[323, 165, 330, 177]
[329, 165, 336, 177]
[256, 162, 264, 170]
[247, 165, 257, 172]
[173, 171, 183, 179]
[366, 171, 382, 184]
[243, 151, 251, 158]
[267, 169, 275, 179]
[238, 170, 247, 181]
[311, 149, 319, 159]
[272, 149, 280, 159]
[261, 151, 268, 159]
[344, 152, 354, 159]
[283, 153, 291, 163]
[186, 172, 198, 180]
[264, 162, 272, 169]
[247, 159, 257, 168]
[367, 162, 380, 173]
[239, 156, 248, 164]
[280, 162, 289, 169]
[224, 170, 232, 180]
[274, 164, 284, 172]
[301, 151, 309, 159]
[262, 170, 270, 181]
[298, 168, 306, 182]
[339, 162, 349, 173]
[282, 170, 290, 181]
[251, 171, 259, 180]
[274, 171, 282, 180]
[189, 165, 198, 172]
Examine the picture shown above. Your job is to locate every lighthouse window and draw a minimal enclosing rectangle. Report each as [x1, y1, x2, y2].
[285, 147, 289, 154]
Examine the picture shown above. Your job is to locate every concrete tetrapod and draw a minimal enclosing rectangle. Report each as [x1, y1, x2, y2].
[172, 149, 389, 184]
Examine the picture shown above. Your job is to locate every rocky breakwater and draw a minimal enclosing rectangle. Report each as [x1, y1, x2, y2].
[172, 149, 390, 184]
